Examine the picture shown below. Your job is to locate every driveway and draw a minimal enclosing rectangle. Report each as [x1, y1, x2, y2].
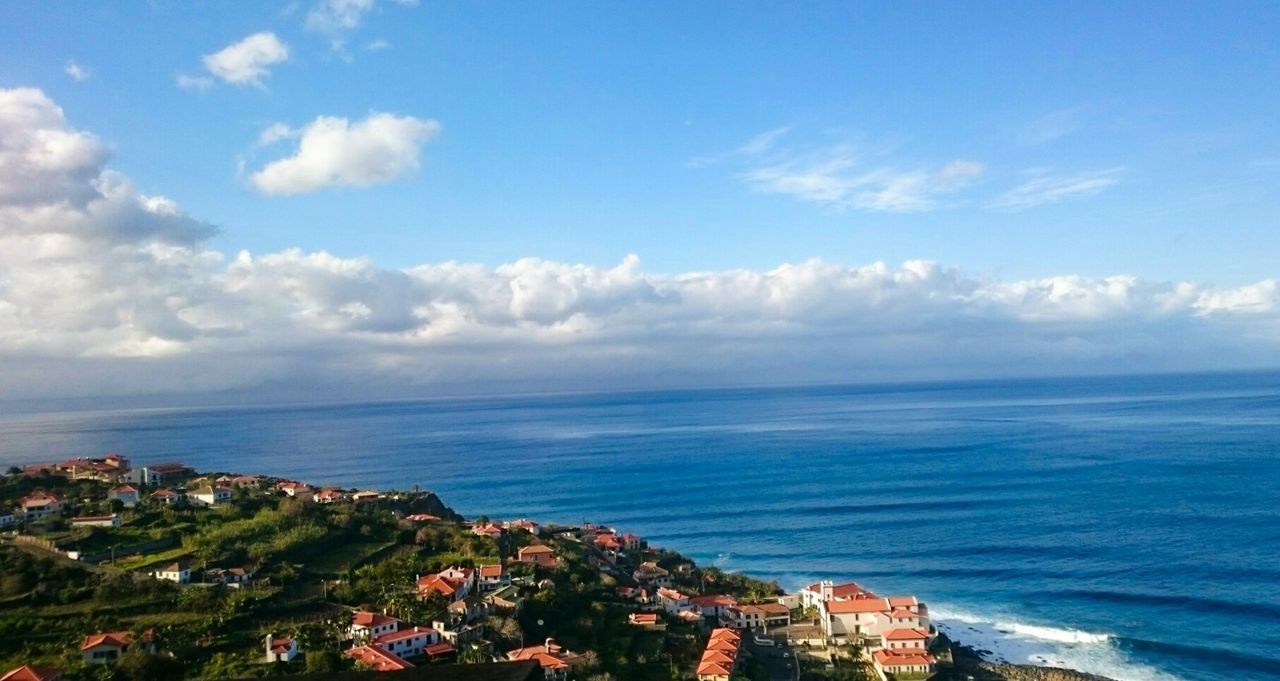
[745, 634, 799, 681]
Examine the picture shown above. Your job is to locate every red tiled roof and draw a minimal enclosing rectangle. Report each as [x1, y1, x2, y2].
[352, 611, 399, 628]
[696, 661, 733, 676]
[81, 631, 133, 651]
[373, 627, 435, 644]
[884, 627, 930, 641]
[346, 645, 413, 671]
[826, 597, 890, 614]
[699, 650, 735, 665]
[705, 639, 738, 652]
[874, 649, 936, 667]
[425, 642, 455, 656]
[629, 613, 658, 624]
[405, 514, 441, 522]
[888, 595, 919, 607]
[518, 544, 554, 555]
[889, 608, 919, 619]
[109, 485, 138, 494]
[709, 628, 741, 640]
[479, 564, 505, 578]
[269, 637, 294, 653]
[0, 666, 61, 681]
[690, 594, 736, 607]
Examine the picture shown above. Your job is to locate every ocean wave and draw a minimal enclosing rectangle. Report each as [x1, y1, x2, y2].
[931, 606, 1190, 681]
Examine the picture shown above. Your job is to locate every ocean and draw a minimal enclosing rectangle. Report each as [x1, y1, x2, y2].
[1, 371, 1277, 681]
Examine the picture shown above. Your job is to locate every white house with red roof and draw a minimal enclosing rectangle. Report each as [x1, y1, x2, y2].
[690, 594, 737, 618]
[472, 521, 504, 539]
[872, 649, 936, 676]
[417, 566, 475, 601]
[70, 514, 120, 528]
[799, 579, 873, 610]
[107, 485, 140, 508]
[656, 587, 691, 613]
[346, 645, 414, 672]
[373, 626, 440, 659]
[151, 561, 190, 584]
[276, 481, 310, 497]
[19, 492, 61, 521]
[149, 488, 180, 505]
[350, 611, 401, 641]
[477, 564, 510, 592]
[313, 488, 346, 504]
[264, 634, 297, 663]
[81, 630, 154, 665]
[505, 518, 542, 535]
[883, 627, 930, 651]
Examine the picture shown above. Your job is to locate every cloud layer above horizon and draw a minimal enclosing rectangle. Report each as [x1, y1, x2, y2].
[2, 87, 1278, 402]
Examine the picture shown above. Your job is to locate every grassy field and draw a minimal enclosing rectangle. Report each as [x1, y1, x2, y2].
[299, 541, 394, 575]
[116, 546, 193, 571]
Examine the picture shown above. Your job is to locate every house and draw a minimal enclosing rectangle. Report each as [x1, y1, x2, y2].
[818, 591, 932, 645]
[188, 486, 232, 507]
[70, 514, 120, 528]
[472, 522, 504, 539]
[505, 518, 542, 535]
[656, 587, 691, 613]
[517, 544, 556, 568]
[206, 567, 253, 588]
[696, 629, 740, 681]
[477, 564, 510, 592]
[507, 640, 579, 681]
[351, 611, 401, 641]
[883, 627, 930, 651]
[19, 492, 61, 521]
[151, 561, 191, 584]
[418, 567, 475, 601]
[56, 457, 123, 481]
[405, 514, 441, 523]
[628, 612, 660, 627]
[593, 533, 622, 551]
[346, 645, 414, 672]
[107, 485, 140, 508]
[81, 630, 154, 665]
[276, 481, 311, 497]
[432, 618, 484, 645]
[231, 475, 260, 488]
[799, 579, 872, 609]
[449, 595, 491, 623]
[352, 490, 381, 503]
[127, 463, 192, 486]
[754, 602, 792, 628]
[872, 649, 936, 676]
[485, 585, 524, 613]
[149, 488, 180, 505]
[264, 635, 297, 663]
[313, 488, 346, 504]
[0, 666, 61, 681]
[690, 594, 737, 618]
[620, 533, 643, 551]
[632, 561, 672, 587]
[373, 626, 440, 658]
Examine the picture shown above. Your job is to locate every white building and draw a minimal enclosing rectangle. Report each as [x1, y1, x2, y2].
[374, 626, 440, 658]
[188, 486, 232, 507]
[265, 635, 298, 663]
[151, 561, 191, 584]
[350, 611, 401, 641]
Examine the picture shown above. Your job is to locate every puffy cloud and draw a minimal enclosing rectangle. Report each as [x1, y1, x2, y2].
[250, 113, 440, 195]
[201, 32, 289, 86]
[1, 88, 1278, 403]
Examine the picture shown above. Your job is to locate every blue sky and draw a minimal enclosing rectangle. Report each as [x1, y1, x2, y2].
[6, 1, 1278, 281]
[2, 1, 1279, 403]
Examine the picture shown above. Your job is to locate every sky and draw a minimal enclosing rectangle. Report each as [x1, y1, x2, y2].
[1, 1, 1279, 406]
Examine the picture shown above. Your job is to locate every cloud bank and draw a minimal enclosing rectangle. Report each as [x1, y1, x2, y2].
[2, 88, 1278, 403]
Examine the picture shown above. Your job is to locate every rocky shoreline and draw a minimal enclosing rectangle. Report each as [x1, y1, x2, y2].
[942, 634, 1119, 681]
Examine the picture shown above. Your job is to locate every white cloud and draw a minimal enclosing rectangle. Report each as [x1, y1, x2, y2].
[305, 0, 415, 50]
[2, 88, 1278, 402]
[176, 74, 215, 92]
[743, 145, 985, 212]
[201, 32, 289, 86]
[64, 60, 89, 82]
[250, 112, 441, 195]
[257, 122, 298, 146]
[991, 167, 1123, 210]
[365, 38, 391, 51]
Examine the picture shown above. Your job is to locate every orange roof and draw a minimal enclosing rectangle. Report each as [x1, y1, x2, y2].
[705, 639, 739, 652]
[269, 637, 294, 653]
[425, 641, 455, 656]
[405, 514, 441, 522]
[346, 645, 414, 671]
[709, 628, 741, 640]
[479, 564, 505, 578]
[374, 627, 435, 644]
[519, 544, 555, 554]
[889, 608, 919, 619]
[81, 631, 133, 650]
[700, 650, 736, 665]
[888, 595, 919, 607]
[417, 574, 461, 597]
[629, 613, 658, 624]
[874, 649, 936, 667]
[0, 666, 60, 681]
[690, 594, 737, 607]
[826, 597, 890, 614]
[884, 627, 930, 640]
[352, 611, 400, 628]
[507, 647, 571, 670]
[696, 661, 733, 676]
[109, 485, 138, 494]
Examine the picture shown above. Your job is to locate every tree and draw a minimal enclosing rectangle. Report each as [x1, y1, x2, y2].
[305, 649, 346, 673]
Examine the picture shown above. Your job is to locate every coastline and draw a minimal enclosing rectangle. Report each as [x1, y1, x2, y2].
[941, 633, 1119, 681]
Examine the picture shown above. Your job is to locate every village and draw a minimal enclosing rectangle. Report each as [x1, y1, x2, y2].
[0, 454, 943, 681]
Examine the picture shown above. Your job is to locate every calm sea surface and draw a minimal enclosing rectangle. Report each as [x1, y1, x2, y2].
[1, 372, 1277, 681]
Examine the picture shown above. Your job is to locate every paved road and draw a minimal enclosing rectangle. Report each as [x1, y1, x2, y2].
[745, 635, 799, 681]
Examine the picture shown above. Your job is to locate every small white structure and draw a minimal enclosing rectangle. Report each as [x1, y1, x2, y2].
[70, 514, 121, 528]
[350, 611, 400, 641]
[151, 561, 191, 584]
[265, 634, 298, 663]
[108, 485, 141, 508]
[373, 626, 440, 659]
[188, 486, 232, 507]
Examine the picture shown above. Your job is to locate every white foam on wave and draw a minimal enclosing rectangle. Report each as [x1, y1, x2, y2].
[931, 605, 1188, 681]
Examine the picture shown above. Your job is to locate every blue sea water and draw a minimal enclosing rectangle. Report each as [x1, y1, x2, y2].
[1, 371, 1277, 681]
